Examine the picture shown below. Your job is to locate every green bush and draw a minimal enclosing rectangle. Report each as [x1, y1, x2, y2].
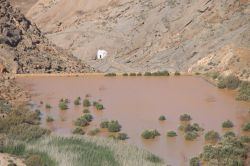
[174, 71, 181, 76]
[83, 109, 90, 113]
[167, 131, 177, 137]
[180, 114, 192, 121]
[0, 144, 25, 156]
[45, 104, 52, 109]
[189, 157, 200, 166]
[242, 122, 250, 131]
[83, 99, 91, 107]
[146, 154, 163, 164]
[240, 136, 250, 143]
[158, 115, 166, 121]
[107, 121, 122, 132]
[72, 127, 85, 135]
[130, 73, 137, 76]
[100, 121, 109, 128]
[82, 114, 93, 122]
[151, 71, 170, 76]
[222, 120, 234, 128]
[95, 103, 104, 110]
[122, 73, 128, 76]
[104, 73, 116, 77]
[58, 100, 68, 110]
[218, 75, 241, 90]
[205, 130, 220, 142]
[236, 81, 250, 101]
[74, 117, 89, 127]
[74, 97, 81, 105]
[141, 130, 160, 139]
[223, 131, 236, 138]
[185, 131, 198, 141]
[46, 116, 54, 122]
[116, 133, 128, 140]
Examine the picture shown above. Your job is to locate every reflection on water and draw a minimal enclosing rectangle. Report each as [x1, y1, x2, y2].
[17, 76, 250, 166]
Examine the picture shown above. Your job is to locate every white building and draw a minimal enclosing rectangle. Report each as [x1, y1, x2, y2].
[97, 50, 108, 59]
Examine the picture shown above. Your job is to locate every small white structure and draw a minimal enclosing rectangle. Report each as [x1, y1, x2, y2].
[97, 50, 108, 59]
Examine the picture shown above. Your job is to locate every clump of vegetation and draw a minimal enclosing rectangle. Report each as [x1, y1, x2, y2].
[144, 72, 152, 76]
[104, 73, 116, 77]
[82, 114, 93, 122]
[137, 73, 142, 76]
[72, 127, 85, 135]
[236, 81, 250, 101]
[179, 114, 192, 121]
[74, 117, 89, 127]
[45, 104, 52, 109]
[100, 120, 122, 132]
[179, 123, 203, 141]
[240, 136, 250, 143]
[58, 99, 69, 110]
[148, 71, 170, 76]
[46, 116, 54, 122]
[93, 101, 104, 110]
[158, 115, 166, 121]
[25, 154, 44, 166]
[189, 157, 200, 166]
[223, 131, 236, 138]
[83, 109, 90, 113]
[123, 73, 128, 76]
[174, 71, 181, 76]
[116, 133, 129, 140]
[141, 130, 160, 139]
[167, 131, 177, 137]
[194, 137, 249, 165]
[217, 75, 241, 90]
[130, 73, 137, 76]
[83, 99, 91, 107]
[205, 130, 220, 142]
[222, 120, 234, 128]
[87, 128, 100, 136]
[242, 122, 250, 132]
[74, 97, 81, 106]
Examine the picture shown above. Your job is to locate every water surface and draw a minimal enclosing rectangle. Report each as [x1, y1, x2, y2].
[17, 76, 250, 166]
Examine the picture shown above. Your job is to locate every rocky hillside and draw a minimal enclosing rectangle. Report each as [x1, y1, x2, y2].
[0, 0, 95, 74]
[23, 0, 250, 80]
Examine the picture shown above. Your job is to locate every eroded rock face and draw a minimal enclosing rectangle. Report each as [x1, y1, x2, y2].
[26, 0, 250, 79]
[0, 0, 95, 74]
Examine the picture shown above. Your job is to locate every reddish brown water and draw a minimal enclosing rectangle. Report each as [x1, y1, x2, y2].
[17, 76, 250, 166]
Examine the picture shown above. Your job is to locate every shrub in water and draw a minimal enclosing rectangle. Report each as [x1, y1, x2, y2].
[46, 116, 54, 122]
[158, 115, 166, 121]
[242, 122, 250, 132]
[185, 131, 198, 141]
[117, 133, 128, 140]
[83, 99, 91, 107]
[137, 73, 142, 76]
[218, 75, 241, 90]
[100, 121, 109, 128]
[45, 104, 52, 109]
[95, 103, 104, 110]
[222, 120, 234, 128]
[141, 129, 160, 139]
[130, 73, 136, 76]
[82, 114, 93, 122]
[72, 127, 85, 135]
[83, 109, 90, 113]
[236, 81, 250, 101]
[144, 72, 152, 76]
[223, 131, 236, 138]
[104, 73, 116, 77]
[58, 101, 68, 110]
[108, 120, 122, 132]
[122, 73, 128, 76]
[167, 131, 177, 137]
[205, 130, 220, 142]
[180, 114, 192, 121]
[74, 97, 81, 105]
[174, 71, 181, 76]
[75, 117, 89, 127]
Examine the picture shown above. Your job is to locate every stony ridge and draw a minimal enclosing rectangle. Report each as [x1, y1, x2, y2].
[0, 0, 95, 74]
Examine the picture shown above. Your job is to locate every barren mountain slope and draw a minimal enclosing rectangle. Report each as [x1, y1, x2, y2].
[26, 0, 249, 79]
[0, 0, 94, 74]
